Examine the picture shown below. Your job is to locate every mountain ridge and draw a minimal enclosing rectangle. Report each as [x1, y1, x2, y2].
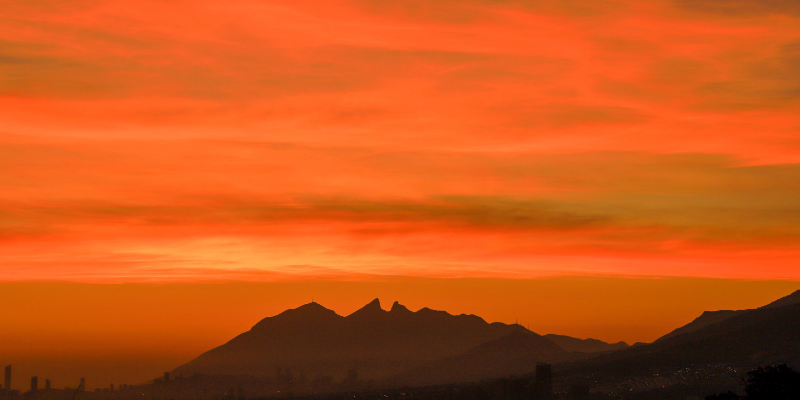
[655, 289, 800, 342]
[172, 290, 800, 390]
[393, 330, 570, 386]
[173, 299, 529, 382]
[544, 334, 629, 353]
[562, 290, 800, 378]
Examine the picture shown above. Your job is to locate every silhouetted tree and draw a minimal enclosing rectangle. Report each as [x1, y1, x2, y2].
[744, 364, 800, 400]
[706, 364, 800, 400]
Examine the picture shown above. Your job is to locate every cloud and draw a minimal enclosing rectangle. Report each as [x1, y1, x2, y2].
[516, 103, 651, 127]
[353, 0, 626, 22]
[693, 40, 800, 110]
[673, 0, 800, 16]
[1, 0, 800, 281]
[2, 139, 800, 248]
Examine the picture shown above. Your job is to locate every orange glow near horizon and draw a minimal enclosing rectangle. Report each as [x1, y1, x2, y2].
[2, 0, 800, 389]
[1, 278, 798, 390]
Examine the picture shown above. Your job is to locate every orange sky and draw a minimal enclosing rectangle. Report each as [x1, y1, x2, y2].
[1, 0, 800, 390]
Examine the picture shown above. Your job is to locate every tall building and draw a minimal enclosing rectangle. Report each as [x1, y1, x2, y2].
[44, 380, 50, 390]
[79, 378, 85, 392]
[30, 377, 37, 392]
[535, 363, 553, 398]
[4, 365, 10, 396]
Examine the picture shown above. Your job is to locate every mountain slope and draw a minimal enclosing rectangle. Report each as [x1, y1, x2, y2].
[394, 330, 570, 386]
[656, 289, 800, 342]
[761, 289, 800, 309]
[544, 334, 629, 353]
[564, 292, 800, 377]
[656, 310, 743, 342]
[172, 299, 527, 381]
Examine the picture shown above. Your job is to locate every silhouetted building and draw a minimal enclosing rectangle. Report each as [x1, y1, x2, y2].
[535, 363, 553, 398]
[30, 377, 37, 393]
[79, 378, 85, 392]
[44, 380, 49, 391]
[164, 372, 170, 384]
[4, 365, 11, 397]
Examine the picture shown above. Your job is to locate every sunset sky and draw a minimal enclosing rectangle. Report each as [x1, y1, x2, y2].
[2, 0, 800, 390]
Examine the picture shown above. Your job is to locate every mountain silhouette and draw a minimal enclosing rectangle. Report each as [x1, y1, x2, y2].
[543, 334, 629, 353]
[172, 291, 800, 390]
[656, 289, 800, 342]
[564, 290, 800, 377]
[656, 310, 742, 342]
[760, 289, 800, 309]
[393, 330, 570, 386]
[172, 299, 528, 382]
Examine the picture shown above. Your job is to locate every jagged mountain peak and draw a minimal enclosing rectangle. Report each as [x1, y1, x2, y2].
[390, 301, 412, 313]
[285, 300, 338, 315]
[347, 298, 387, 319]
[250, 301, 341, 331]
[174, 299, 530, 384]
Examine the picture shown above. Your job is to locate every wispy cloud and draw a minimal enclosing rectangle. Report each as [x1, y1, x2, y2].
[1, 0, 799, 281]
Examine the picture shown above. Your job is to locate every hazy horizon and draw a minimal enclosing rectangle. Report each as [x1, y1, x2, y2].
[2, 278, 798, 389]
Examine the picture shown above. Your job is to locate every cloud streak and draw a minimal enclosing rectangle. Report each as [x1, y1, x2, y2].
[0, 0, 799, 281]
[1, 139, 799, 280]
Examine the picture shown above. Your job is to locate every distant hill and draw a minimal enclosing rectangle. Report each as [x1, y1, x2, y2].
[172, 299, 527, 382]
[656, 289, 800, 342]
[563, 290, 800, 377]
[761, 289, 800, 309]
[394, 330, 570, 386]
[656, 310, 743, 342]
[544, 334, 629, 353]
